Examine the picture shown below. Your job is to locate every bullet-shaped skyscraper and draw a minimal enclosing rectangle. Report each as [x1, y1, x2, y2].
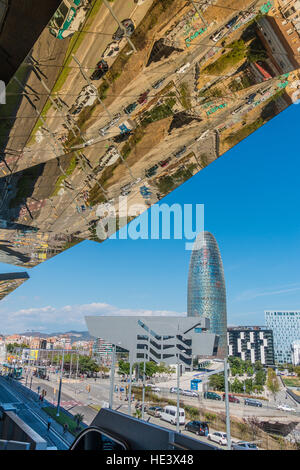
[187, 232, 227, 357]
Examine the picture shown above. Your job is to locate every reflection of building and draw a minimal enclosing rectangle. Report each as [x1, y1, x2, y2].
[86, 316, 219, 371]
[257, 5, 300, 73]
[0, 272, 29, 301]
[265, 311, 300, 364]
[187, 232, 227, 357]
[93, 338, 113, 362]
[291, 340, 300, 366]
[227, 326, 275, 365]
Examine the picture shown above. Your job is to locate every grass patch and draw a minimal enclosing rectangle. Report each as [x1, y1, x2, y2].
[225, 118, 263, 146]
[51, 153, 77, 196]
[283, 377, 300, 387]
[203, 40, 247, 75]
[141, 98, 176, 126]
[178, 82, 191, 110]
[43, 406, 84, 436]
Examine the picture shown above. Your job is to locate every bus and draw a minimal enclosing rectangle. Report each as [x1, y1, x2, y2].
[2, 363, 23, 380]
[48, 0, 89, 39]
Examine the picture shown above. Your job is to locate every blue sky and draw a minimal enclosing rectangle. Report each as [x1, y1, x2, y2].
[0, 103, 300, 334]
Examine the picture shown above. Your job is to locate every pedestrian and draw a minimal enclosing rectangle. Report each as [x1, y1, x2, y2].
[63, 423, 69, 434]
[47, 416, 52, 432]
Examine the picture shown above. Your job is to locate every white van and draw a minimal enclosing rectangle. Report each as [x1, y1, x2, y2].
[160, 406, 185, 425]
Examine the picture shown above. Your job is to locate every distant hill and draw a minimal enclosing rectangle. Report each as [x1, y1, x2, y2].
[17, 330, 95, 342]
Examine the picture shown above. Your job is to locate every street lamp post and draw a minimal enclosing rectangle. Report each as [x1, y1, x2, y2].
[128, 358, 133, 415]
[109, 344, 116, 409]
[176, 352, 180, 433]
[224, 357, 231, 450]
[56, 349, 65, 417]
[141, 352, 146, 420]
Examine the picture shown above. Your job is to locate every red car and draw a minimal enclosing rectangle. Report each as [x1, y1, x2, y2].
[138, 90, 149, 105]
[222, 393, 240, 403]
[159, 157, 172, 167]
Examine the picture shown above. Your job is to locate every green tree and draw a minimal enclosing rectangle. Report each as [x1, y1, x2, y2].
[255, 369, 266, 387]
[231, 378, 243, 393]
[209, 373, 225, 391]
[266, 368, 280, 401]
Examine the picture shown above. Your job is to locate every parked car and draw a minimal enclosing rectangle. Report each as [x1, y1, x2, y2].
[185, 420, 209, 436]
[176, 63, 190, 74]
[182, 390, 198, 398]
[90, 59, 108, 80]
[207, 431, 227, 446]
[138, 90, 150, 105]
[112, 19, 135, 41]
[244, 398, 262, 407]
[225, 15, 239, 28]
[246, 93, 257, 104]
[210, 29, 225, 42]
[146, 384, 160, 392]
[232, 441, 259, 450]
[124, 102, 138, 114]
[222, 393, 240, 403]
[160, 405, 185, 425]
[102, 41, 120, 58]
[170, 387, 183, 394]
[159, 157, 172, 167]
[147, 406, 163, 417]
[203, 391, 221, 401]
[174, 146, 187, 158]
[277, 404, 295, 412]
[231, 104, 244, 115]
[152, 78, 165, 89]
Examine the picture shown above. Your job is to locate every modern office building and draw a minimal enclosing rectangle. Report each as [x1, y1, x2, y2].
[85, 316, 219, 371]
[291, 340, 300, 366]
[227, 326, 275, 365]
[187, 232, 227, 357]
[92, 338, 113, 363]
[265, 311, 300, 364]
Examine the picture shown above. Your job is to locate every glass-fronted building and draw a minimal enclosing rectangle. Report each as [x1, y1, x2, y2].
[265, 311, 300, 364]
[187, 232, 227, 357]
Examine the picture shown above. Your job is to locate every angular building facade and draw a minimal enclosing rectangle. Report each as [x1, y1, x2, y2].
[187, 232, 227, 357]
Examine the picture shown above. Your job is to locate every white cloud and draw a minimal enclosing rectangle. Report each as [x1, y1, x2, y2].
[0, 302, 185, 334]
[234, 283, 300, 302]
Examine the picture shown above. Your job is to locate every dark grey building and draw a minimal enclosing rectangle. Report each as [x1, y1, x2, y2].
[227, 326, 275, 365]
[85, 316, 219, 371]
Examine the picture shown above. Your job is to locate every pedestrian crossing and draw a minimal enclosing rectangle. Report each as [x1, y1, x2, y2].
[53, 400, 84, 408]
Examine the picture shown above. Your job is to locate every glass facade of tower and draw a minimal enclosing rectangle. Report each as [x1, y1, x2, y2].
[187, 232, 227, 357]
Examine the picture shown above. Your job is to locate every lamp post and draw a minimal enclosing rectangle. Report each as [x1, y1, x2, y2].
[176, 351, 181, 433]
[109, 344, 116, 409]
[141, 352, 146, 420]
[56, 349, 65, 417]
[224, 357, 231, 450]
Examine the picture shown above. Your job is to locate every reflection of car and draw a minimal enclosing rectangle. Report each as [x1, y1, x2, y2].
[159, 157, 172, 167]
[113, 131, 132, 143]
[124, 102, 138, 114]
[176, 63, 190, 74]
[222, 393, 240, 403]
[90, 59, 108, 80]
[226, 16, 238, 28]
[182, 390, 198, 397]
[146, 384, 160, 392]
[102, 41, 120, 58]
[203, 391, 221, 401]
[145, 164, 158, 178]
[174, 146, 187, 158]
[232, 441, 259, 450]
[112, 19, 135, 41]
[231, 105, 244, 115]
[246, 93, 257, 104]
[244, 398, 262, 407]
[138, 90, 149, 105]
[210, 30, 225, 42]
[147, 406, 163, 417]
[277, 404, 295, 412]
[170, 387, 183, 394]
[152, 78, 165, 89]
[185, 420, 209, 436]
[208, 431, 227, 446]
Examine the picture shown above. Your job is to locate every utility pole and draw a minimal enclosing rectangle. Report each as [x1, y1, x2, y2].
[72, 55, 113, 120]
[128, 358, 133, 416]
[109, 344, 116, 409]
[69, 352, 73, 379]
[141, 354, 146, 420]
[103, 0, 137, 53]
[224, 357, 231, 450]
